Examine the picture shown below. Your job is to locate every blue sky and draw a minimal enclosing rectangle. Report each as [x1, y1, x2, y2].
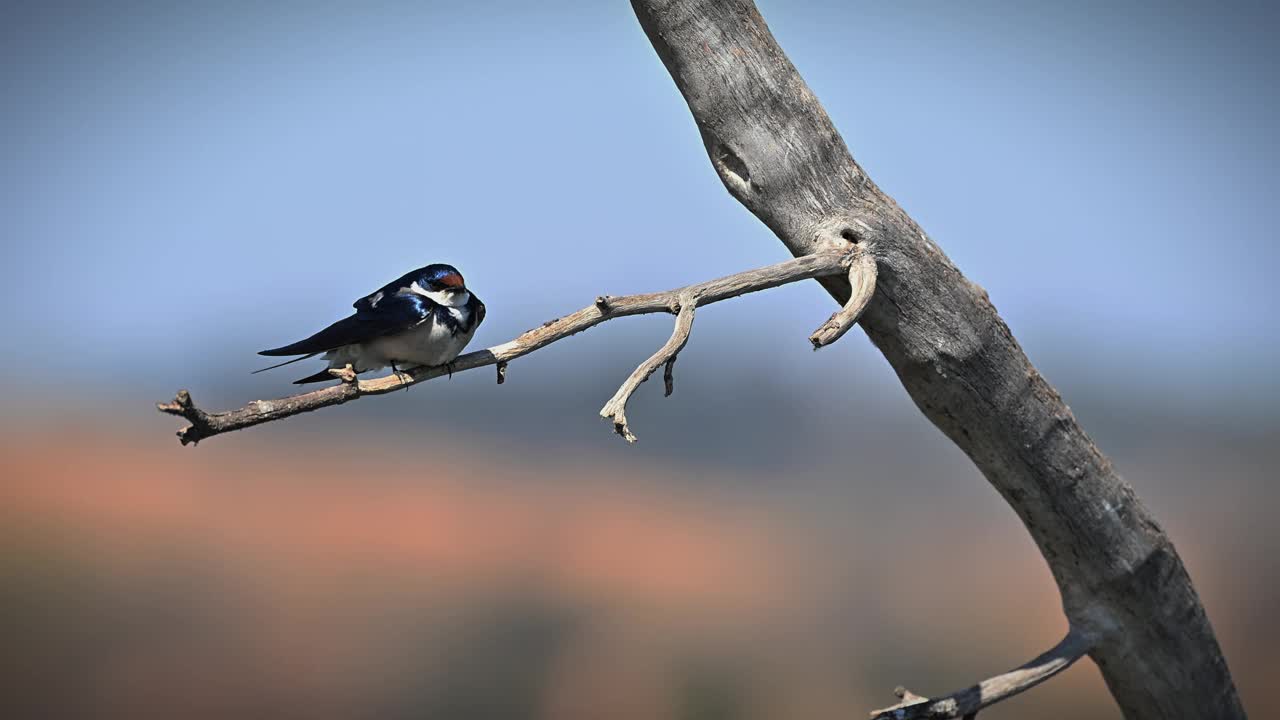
[3, 0, 1277, 422]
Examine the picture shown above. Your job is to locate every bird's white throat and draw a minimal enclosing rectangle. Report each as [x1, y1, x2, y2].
[410, 282, 470, 307]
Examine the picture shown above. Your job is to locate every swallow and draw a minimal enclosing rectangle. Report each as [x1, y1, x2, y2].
[256, 263, 485, 384]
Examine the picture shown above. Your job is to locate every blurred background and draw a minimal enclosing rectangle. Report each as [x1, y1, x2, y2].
[2, 1, 1277, 717]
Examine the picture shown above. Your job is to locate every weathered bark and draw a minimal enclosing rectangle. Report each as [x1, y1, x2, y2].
[630, 1, 1244, 717]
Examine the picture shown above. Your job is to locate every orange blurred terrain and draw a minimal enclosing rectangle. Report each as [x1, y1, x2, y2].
[1, 425, 1273, 719]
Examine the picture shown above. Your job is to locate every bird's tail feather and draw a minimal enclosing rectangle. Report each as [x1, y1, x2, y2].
[293, 368, 342, 385]
[251, 352, 319, 374]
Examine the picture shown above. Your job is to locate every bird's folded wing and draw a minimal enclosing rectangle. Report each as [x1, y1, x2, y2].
[469, 293, 486, 329]
[259, 294, 435, 356]
[353, 269, 420, 311]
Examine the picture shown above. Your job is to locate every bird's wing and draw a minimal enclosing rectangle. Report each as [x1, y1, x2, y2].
[259, 294, 436, 357]
[467, 292, 486, 332]
[352, 267, 423, 311]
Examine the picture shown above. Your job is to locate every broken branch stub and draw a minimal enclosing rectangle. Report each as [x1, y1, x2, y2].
[810, 243, 877, 349]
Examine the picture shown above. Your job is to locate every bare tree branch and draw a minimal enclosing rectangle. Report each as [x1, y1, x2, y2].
[630, 0, 1244, 716]
[600, 294, 696, 442]
[158, 250, 859, 446]
[869, 628, 1093, 719]
[809, 242, 877, 349]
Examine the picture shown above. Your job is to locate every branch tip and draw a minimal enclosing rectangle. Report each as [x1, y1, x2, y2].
[156, 389, 192, 415]
[612, 419, 637, 443]
[156, 390, 211, 446]
[809, 244, 877, 349]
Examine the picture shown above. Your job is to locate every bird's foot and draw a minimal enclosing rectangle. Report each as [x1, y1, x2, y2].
[390, 362, 412, 390]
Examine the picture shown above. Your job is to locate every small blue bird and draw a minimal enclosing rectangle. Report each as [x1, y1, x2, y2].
[256, 263, 485, 384]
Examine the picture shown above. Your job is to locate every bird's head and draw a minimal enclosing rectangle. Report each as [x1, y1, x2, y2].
[413, 264, 471, 307]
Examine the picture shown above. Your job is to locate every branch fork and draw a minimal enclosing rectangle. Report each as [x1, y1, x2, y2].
[598, 294, 697, 442]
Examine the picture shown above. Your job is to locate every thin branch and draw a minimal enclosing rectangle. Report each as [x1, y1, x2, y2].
[599, 294, 696, 442]
[809, 242, 877, 349]
[868, 628, 1094, 719]
[158, 250, 859, 445]
[662, 356, 677, 397]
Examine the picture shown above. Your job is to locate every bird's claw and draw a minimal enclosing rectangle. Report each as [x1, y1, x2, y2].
[390, 363, 412, 390]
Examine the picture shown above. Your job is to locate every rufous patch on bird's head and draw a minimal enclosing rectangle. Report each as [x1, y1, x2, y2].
[422, 263, 466, 291]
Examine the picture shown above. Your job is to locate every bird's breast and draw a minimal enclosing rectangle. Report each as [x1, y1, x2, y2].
[369, 314, 473, 367]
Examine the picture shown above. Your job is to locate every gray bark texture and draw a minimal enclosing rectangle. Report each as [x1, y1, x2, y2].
[630, 1, 1244, 718]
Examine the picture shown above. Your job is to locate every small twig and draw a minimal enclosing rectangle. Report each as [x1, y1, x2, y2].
[810, 242, 877, 349]
[868, 628, 1093, 719]
[159, 251, 854, 445]
[599, 296, 696, 442]
[156, 390, 216, 446]
[663, 356, 677, 397]
[496, 361, 508, 385]
[328, 364, 359, 384]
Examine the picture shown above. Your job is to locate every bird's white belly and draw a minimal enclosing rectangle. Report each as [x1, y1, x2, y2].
[372, 319, 466, 366]
[328, 316, 473, 372]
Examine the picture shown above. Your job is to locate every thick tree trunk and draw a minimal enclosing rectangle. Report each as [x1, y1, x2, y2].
[630, 1, 1244, 717]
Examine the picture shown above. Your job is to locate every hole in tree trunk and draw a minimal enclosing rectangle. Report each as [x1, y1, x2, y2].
[716, 145, 751, 186]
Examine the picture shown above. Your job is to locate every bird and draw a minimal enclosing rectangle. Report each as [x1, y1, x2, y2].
[256, 263, 485, 384]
